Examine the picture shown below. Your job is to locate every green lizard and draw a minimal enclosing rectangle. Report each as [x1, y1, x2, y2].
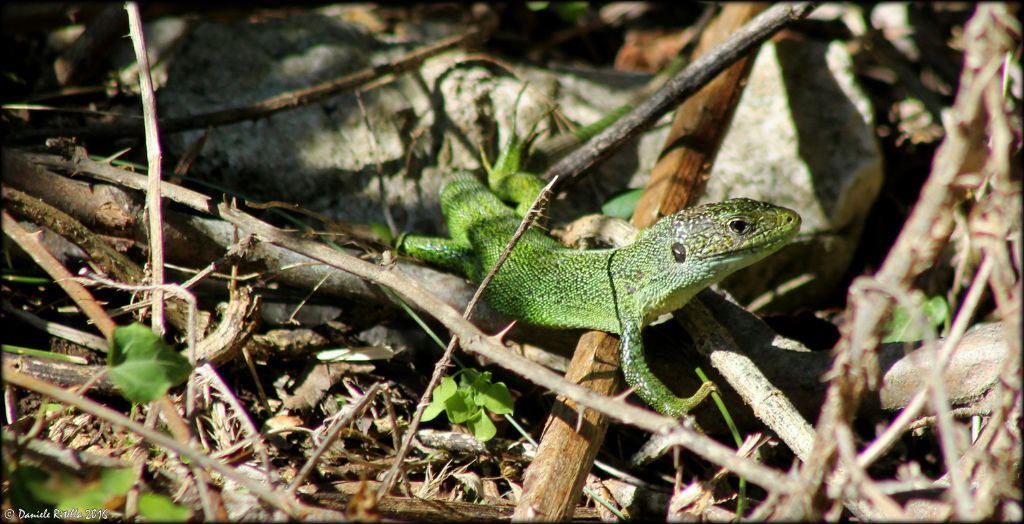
[398, 131, 801, 417]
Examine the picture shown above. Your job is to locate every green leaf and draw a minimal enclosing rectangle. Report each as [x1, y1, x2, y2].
[108, 323, 192, 403]
[420, 370, 512, 441]
[466, 411, 497, 441]
[422, 398, 446, 421]
[56, 467, 134, 514]
[423, 378, 457, 421]
[138, 493, 192, 521]
[922, 295, 951, 332]
[882, 294, 950, 343]
[466, 370, 490, 406]
[100, 466, 136, 496]
[601, 188, 644, 219]
[553, 2, 589, 23]
[12, 466, 135, 517]
[434, 376, 458, 402]
[444, 390, 475, 423]
[479, 382, 514, 415]
[369, 223, 394, 245]
[6, 464, 52, 513]
[459, 368, 482, 384]
[883, 307, 912, 343]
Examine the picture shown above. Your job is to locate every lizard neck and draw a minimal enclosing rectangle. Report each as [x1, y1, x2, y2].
[609, 219, 699, 327]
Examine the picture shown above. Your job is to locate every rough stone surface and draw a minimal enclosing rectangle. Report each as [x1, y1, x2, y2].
[159, 12, 650, 234]
[693, 39, 883, 310]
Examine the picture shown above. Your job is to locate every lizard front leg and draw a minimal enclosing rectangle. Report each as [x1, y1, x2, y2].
[618, 319, 716, 418]
[397, 234, 475, 276]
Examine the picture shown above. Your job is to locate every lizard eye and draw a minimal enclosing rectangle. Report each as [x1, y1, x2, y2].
[671, 242, 687, 263]
[728, 219, 751, 235]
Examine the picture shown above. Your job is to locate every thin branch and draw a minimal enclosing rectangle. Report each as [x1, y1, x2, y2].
[677, 295, 817, 460]
[125, 2, 166, 335]
[781, 4, 1016, 519]
[194, 364, 276, 486]
[855, 187, 995, 465]
[289, 384, 380, 493]
[834, 424, 908, 519]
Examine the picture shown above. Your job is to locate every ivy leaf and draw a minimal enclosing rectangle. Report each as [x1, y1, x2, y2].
[108, 323, 192, 403]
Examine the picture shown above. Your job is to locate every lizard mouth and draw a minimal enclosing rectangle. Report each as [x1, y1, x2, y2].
[705, 228, 797, 265]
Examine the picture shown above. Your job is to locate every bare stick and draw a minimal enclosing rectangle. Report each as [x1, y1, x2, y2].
[125, 2, 166, 335]
[2, 364, 348, 519]
[780, 5, 1016, 519]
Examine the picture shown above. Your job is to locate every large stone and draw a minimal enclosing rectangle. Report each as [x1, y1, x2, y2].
[694, 39, 882, 310]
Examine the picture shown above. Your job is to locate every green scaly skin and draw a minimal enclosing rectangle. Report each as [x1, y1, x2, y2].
[399, 134, 801, 418]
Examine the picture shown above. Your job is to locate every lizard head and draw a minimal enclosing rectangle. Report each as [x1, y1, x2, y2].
[611, 198, 801, 324]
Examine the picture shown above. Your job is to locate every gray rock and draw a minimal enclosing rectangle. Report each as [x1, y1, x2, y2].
[159, 12, 652, 234]
[160, 13, 422, 227]
[694, 39, 882, 310]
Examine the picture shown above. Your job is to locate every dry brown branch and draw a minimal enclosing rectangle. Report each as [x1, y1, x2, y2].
[7, 286, 258, 393]
[125, 2, 167, 336]
[2, 364, 343, 519]
[1, 183, 196, 334]
[5, 5, 1017, 519]
[542, 2, 818, 192]
[2, 210, 117, 339]
[9, 148, 1007, 412]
